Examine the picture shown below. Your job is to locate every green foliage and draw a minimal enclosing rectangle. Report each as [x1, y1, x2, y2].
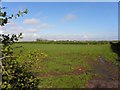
[0, 6, 28, 26]
[21, 50, 47, 72]
[1, 34, 39, 89]
[1, 33, 23, 56]
[2, 55, 39, 89]
[0, 6, 41, 89]
[1, 34, 41, 89]
[19, 40, 111, 45]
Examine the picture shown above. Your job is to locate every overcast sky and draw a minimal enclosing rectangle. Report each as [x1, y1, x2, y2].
[0, 2, 118, 41]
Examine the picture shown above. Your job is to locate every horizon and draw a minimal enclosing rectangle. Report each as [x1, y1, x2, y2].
[0, 2, 118, 41]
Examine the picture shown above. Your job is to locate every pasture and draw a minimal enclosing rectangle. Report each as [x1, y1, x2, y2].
[13, 43, 119, 88]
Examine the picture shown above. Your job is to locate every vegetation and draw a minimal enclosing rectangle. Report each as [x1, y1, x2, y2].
[0, 6, 44, 89]
[13, 43, 118, 88]
[0, 3, 119, 89]
[17, 40, 119, 45]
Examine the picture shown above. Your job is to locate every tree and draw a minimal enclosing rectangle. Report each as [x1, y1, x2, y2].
[0, 3, 41, 89]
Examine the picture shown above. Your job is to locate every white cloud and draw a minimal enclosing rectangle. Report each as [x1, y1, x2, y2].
[2, 21, 54, 41]
[61, 14, 76, 22]
[23, 18, 54, 29]
[3, 20, 54, 33]
[3, 23, 24, 34]
[23, 18, 40, 25]
[37, 34, 89, 41]
[2, 26, 22, 35]
[39, 23, 54, 29]
[27, 28, 37, 33]
[82, 34, 88, 39]
[33, 33, 37, 37]
[7, 21, 17, 27]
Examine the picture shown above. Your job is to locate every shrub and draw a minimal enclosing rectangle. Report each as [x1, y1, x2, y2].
[1, 34, 42, 89]
[0, 7, 45, 89]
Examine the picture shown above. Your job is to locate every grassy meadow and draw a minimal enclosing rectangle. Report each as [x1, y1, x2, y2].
[13, 43, 118, 88]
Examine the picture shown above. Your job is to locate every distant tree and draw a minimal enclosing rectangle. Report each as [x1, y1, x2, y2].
[36, 38, 44, 41]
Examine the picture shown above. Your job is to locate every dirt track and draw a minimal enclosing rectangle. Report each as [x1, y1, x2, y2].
[85, 56, 119, 88]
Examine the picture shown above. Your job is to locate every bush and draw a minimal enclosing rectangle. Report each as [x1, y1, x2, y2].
[1, 34, 47, 89]
[0, 7, 43, 89]
[2, 56, 39, 89]
[21, 50, 47, 72]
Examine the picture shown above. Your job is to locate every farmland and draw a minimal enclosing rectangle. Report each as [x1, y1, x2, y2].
[13, 42, 119, 88]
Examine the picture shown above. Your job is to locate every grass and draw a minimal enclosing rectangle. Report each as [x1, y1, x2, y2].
[38, 73, 92, 88]
[13, 43, 118, 88]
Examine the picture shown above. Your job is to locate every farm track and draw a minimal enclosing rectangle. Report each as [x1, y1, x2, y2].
[33, 56, 119, 88]
[85, 56, 119, 88]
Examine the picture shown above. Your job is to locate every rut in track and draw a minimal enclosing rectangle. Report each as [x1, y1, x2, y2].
[85, 56, 119, 88]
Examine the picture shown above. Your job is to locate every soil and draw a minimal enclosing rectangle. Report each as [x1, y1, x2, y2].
[85, 56, 119, 88]
[35, 56, 119, 88]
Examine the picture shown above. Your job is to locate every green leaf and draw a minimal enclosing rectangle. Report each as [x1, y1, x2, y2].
[24, 9, 28, 14]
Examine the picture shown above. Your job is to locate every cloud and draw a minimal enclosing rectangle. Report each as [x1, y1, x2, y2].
[2, 22, 25, 34]
[23, 18, 40, 25]
[7, 21, 17, 27]
[39, 23, 54, 29]
[23, 18, 54, 29]
[37, 34, 89, 41]
[82, 34, 88, 39]
[2, 21, 55, 41]
[3, 20, 54, 33]
[19, 33, 38, 41]
[33, 33, 37, 37]
[61, 14, 76, 22]
[27, 28, 37, 33]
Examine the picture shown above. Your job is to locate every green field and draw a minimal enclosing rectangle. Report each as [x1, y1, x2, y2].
[13, 43, 118, 88]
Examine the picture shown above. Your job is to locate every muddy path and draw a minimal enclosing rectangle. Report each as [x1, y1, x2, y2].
[34, 56, 119, 88]
[85, 56, 119, 88]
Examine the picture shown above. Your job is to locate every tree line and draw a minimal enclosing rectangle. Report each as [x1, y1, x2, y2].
[15, 40, 119, 45]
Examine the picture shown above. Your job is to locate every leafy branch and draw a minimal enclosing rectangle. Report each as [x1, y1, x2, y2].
[0, 7, 28, 26]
